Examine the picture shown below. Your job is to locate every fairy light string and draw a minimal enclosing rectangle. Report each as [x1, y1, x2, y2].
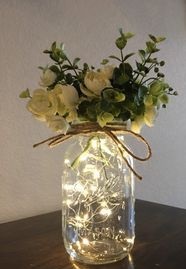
[33, 122, 152, 180]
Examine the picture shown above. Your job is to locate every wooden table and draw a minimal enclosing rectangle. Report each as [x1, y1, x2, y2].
[0, 200, 186, 269]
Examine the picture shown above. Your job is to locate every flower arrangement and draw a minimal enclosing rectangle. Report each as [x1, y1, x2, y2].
[20, 30, 177, 179]
[20, 29, 177, 133]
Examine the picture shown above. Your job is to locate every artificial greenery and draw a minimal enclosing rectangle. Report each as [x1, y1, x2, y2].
[20, 29, 177, 133]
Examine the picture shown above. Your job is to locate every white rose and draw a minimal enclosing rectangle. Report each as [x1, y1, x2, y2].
[66, 109, 78, 122]
[40, 69, 57, 87]
[54, 84, 79, 109]
[83, 70, 111, 96]
[100, 65, 115, 80]
[27, 89, 58, 120]
[46, 115, 69, 133]
[144, 107, 157, 127]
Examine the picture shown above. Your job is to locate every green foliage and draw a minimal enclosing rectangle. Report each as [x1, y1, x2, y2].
[19, 89, 31, 98]
[102, 88, 125, 103]
[20, 29, 177, 131]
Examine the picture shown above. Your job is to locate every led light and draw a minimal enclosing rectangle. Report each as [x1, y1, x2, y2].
[66, 199, 72, 206]
[64, 184, 74, 191]
[75, 181, 84, 192]
[100, 207, 112, 216]
[93, 169, 100, 179]
[100, 200, 107, 207]
[91, 139, 98, 148]
[79, 153, 87, 161]
[64, 159, 70, 165]
[82, 238, 89, 245]
[76, 241, 81, 249]
[83, 214, 89, 220]
[90, 185, 97, 192]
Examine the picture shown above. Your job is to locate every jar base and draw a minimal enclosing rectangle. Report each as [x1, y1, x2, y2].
[65, 236, 134, 265]
[70, 252, 129, 265]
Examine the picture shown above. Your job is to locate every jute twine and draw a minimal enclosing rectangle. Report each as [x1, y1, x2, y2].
[33, 122, 152, 180]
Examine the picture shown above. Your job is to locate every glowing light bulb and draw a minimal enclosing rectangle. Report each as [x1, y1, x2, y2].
[65, 199, 72, 206]
[93, 169, 100, 179]
[79, 153, 88, 162]
[76, 241, 81, 249]
[75, 181, 84, 192]
[90, 185, 97, 192]
[64, 184, 74, 191]
[100, 207, 112, 216]
[82, 238, 89, 245]
[83, 214, 88, 220]
[100, 200, 107, 207]
[64, 159, 70, 165]
[91, 139, 98, 148]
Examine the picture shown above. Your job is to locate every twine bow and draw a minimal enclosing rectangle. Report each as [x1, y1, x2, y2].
[33, 122, 152, 180]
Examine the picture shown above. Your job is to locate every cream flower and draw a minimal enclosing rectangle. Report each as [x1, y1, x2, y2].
[46, 115, 69, 133]
[100, 65, 115, 80]
[40, 69, 57, 87]
[66, 109, 78, 122]
[83, 70, 111, 96]
[144, 107, 157, 127]
[27, 89, 58, 120]
[54, 84, 79, 110]
[131, 116, 144, 133]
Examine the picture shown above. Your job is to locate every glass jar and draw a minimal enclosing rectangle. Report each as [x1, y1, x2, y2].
[62, 133, 135, 264]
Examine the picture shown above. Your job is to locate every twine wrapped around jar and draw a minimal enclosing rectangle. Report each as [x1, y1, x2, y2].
[33, 122, 152, 180]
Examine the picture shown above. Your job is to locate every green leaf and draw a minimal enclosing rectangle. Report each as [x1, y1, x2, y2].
[49, 65, 60, 73]
[115, 36, 127, 50]
[123, 53, 135, 61]
[138, 86, 148, 100]
[109, 55, 121, 62]
[51, 42, 57, 51]
[159, 94, 169, 104]
[138, 50, 146, 60]
[117, 74, 129, 85]
[146, 41, 159, 53]
[136, 61, 144, 71]
[103, 89, 126, 103]
[87, 105, 97, 121]
[43, 50, 51, 54]
[19, 89, 31, 98]
[83, 63, 89, 70]
[156, 36, 166, 43]
[73, 57, 81, 66]
[101, 59, 109, 65]
[149, 34, 157, 43]
[120, 63, 133, 77]
[149, 81, 164, 96]
[65, 73, 74, 84]
[97, 112, 114, 127]
[146, 58, 158, 64]
[124, 32, 135, 39]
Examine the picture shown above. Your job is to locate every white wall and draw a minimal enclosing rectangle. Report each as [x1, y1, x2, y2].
[0, 0, 186, 223]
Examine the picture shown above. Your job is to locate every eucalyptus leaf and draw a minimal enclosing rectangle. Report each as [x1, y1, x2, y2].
[19, 89, 30, 98]
[109, 55, 121, 62]
[124, 32, 135, 39]
[115, 36, 127, 50]
[97, 112, 114, 127]
[103, 88, 126, 103]
[73, 57, 81, 66]
[138, 50, 146, 60]
[123, 53, 135, 61]
[159, 94, 169, 104]
[101, 59, 109, 65]
[156, 36, 166, 43]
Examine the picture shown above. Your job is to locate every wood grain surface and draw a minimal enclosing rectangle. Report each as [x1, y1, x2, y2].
[0, 200, 186, 269]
